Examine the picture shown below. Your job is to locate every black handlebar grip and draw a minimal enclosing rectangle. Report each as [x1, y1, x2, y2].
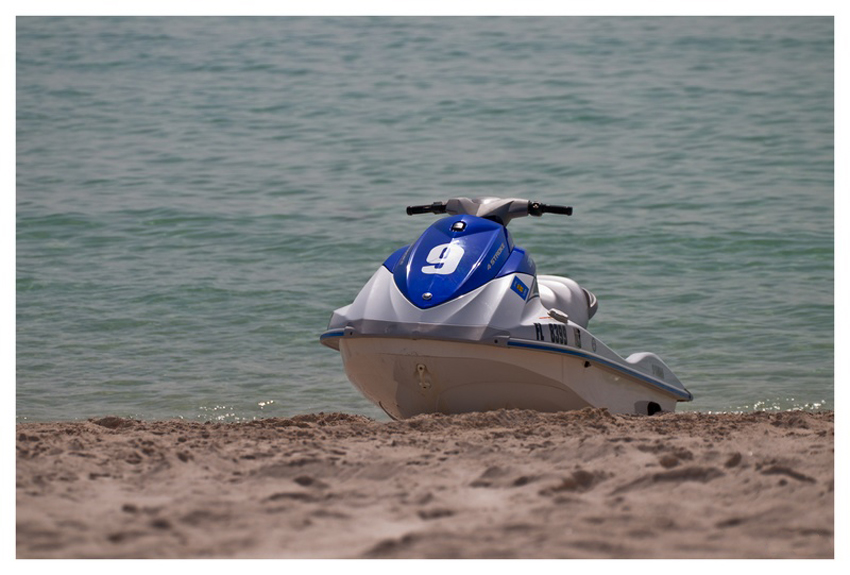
[528, 201, 573, 217]
[406, 202, 447, 215]
[543, 204, 573, 216]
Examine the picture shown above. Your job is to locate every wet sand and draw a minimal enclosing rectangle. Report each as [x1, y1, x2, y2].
[16, 408, 833, 559]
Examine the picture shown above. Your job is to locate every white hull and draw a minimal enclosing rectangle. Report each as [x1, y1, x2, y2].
[340, 337, 682, 419]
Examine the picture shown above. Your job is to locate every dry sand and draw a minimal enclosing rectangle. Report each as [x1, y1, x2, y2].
[16, 408, 833, 559]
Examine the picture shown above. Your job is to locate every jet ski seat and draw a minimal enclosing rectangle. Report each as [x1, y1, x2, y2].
[537, 275, 599, 328]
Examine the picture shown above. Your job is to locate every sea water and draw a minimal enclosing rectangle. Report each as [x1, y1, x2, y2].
[16, 17, 834, 421]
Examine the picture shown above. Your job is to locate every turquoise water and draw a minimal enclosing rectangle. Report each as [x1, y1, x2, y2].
[16, 17, 833, 422]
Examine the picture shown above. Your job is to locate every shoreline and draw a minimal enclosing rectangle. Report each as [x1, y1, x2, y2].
[16, 409, 834, 559]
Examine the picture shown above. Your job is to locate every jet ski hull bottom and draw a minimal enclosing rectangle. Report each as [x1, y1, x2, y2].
[339, 337, 681, 420]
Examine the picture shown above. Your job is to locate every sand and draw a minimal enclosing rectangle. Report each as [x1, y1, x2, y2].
[16, 408, 833, 559]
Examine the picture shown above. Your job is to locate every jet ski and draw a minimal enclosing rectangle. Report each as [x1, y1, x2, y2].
[320, 197, 692, 419]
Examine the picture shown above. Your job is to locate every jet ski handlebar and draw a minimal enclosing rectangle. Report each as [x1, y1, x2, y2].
[406, 198, 572, 223]
[406, 202, 448, 216]
[527, 201, 573, 217]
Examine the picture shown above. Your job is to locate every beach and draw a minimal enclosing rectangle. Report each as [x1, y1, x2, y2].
[16, 408, 833, 559]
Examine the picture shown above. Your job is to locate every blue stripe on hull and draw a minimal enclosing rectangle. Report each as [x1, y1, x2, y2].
[507, 339, 692, 401]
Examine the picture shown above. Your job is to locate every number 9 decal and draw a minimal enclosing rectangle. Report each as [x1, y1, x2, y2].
[421, 243, 465, 275]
